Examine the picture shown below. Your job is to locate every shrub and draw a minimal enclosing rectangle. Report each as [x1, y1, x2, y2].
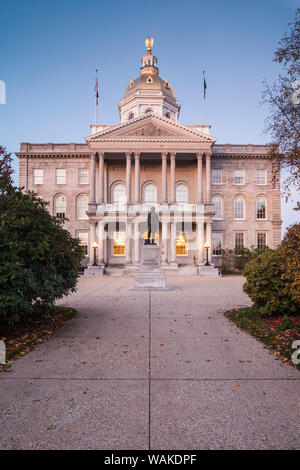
[273, 315, 297, 330]
[220, 247, 260, 274]
[0, 182, 84, 325]
[243, 248, 298, 316]
[280, 223, 300, 304]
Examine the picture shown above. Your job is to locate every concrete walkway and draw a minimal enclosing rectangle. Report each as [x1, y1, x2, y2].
[0, 276, 299, 450]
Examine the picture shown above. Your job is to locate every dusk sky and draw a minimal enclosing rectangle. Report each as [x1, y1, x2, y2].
[1, 0, 299, 234]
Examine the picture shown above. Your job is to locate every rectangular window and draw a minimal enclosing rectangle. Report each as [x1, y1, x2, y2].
[113, 231, 125, 255]
[212, 169, 222, 184]
[234, 170, 244, 185]
[76, 231, 89, 256]
[56, 169, 66, 184]
[257, 170, 267, 185]
[212, 232, 223, 256]
[257, 233, 267, 250]
[256, 197, 266, 219]
[176, 233, 187, 255]
[235, 232, 245, 249]
[234, 198, 244, 219]
[78, 169, 88, 184]
[33, 169, 43, 185]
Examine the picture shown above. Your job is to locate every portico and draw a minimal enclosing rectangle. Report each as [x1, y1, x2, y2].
[85, 117, 216, 272]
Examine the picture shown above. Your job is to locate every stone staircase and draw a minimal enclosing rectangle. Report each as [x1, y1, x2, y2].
[104, 265, 126, 276]
[197, 264, 220, 276]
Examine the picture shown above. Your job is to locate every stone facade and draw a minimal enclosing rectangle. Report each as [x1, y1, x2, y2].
[16, 39, 281, 275]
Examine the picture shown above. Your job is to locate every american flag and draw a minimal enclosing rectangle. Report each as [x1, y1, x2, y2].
[203, 71, 207, 100]
[95, 69, 99, 106]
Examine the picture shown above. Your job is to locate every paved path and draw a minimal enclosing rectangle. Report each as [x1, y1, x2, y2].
[0, 276, 299, 450]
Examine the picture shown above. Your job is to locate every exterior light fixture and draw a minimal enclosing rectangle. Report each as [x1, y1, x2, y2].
[92, 242, 98, 266]
[204, 242, 210, 266]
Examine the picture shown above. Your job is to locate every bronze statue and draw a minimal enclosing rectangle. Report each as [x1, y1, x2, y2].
[145, 206, 159, 245]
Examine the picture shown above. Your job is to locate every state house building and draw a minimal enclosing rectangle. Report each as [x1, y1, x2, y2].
[16, 38, 282, 275]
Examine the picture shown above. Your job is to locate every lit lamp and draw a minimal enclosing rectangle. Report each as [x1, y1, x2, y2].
[204, 242, 210, 266]
[92, 242, 98, 266]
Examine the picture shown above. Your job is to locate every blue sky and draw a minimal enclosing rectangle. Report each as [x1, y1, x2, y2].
[1, 0, 299, 234]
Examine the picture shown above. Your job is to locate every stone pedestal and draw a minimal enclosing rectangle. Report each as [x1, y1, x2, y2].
[130, 245, 171, 290]
[84, 264, 104, 277]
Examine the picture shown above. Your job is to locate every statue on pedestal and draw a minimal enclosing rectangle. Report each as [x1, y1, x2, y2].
[145, 206, 159, 245]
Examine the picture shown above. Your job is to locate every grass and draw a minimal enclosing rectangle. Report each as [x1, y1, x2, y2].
[0, 306, 77, 371]
[224, 307, 300, 370]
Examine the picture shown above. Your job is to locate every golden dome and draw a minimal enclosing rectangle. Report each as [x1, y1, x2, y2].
[124, 75, 175, 99]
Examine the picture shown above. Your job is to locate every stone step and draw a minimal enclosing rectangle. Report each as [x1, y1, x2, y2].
[197, 264, 220, 276]
[104, 265, 126, 277]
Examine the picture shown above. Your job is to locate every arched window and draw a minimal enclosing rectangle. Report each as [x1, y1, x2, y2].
[165, 112, 171, 119]
[234, 197, 245, 219]
[144, 184, 157, 203]
[128, 112, 134, 120]
[212, 196, 222, 219]
[76, 194, 88, 219]
[256, 196, 266, 219]
[55, 194, 66, 218]
[176, 184, 188, 203]
[113, 183, 126, 204]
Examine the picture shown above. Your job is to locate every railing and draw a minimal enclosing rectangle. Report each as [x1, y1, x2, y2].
[97, 203, 200, 213]
[20, 143, 89, 151]
[213, 144, 268, 154]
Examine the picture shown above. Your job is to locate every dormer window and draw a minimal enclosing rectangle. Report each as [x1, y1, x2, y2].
[128, 112, 134, 120]
[146, 76, 153, 84]
[165, 112, 171, 119]
[145, 109, 152, 113]
[129, 80, 135, 89]
[164, 81, 170, 89]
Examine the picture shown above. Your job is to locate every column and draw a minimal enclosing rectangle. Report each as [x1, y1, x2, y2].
[89, 153, 96, 204]
[98, 221, 105, 264]
[170, 221, 177, 264]
[89, 221, 97, 265]
[206, 221, 212, 262]
[104, 161, 108, 204]
[197, 153, 203, 203]
[170, 152, 176, 204]
[133, 221, 140, 265]
[126, 152, 132, 203]
[125, 221, 132, 264]
[162, 221, 168, 264]
[134, 152, 140, 203]
[161, 152, 168, 204]
[196, 220, 204, 264]
[206, 153, 211, 203]
[98, 152, 104, 204]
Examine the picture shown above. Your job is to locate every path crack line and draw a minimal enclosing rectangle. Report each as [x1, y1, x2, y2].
[148, 290, 151, 450]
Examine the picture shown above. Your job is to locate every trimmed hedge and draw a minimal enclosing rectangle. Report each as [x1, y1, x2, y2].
[0, 184, 84, 325]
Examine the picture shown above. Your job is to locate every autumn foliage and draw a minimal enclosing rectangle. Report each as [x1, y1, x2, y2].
[243, 223, 300, 316]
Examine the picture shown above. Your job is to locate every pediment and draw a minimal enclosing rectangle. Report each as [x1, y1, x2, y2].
[86, 114, 215, 143]
[125, 122, 177, 137]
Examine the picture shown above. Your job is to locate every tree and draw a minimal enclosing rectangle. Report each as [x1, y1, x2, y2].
[262, 9, 300, 199]
[0, 145, 13, 191]
[0, 148, 84, 325]
[280, 222, 300, 304]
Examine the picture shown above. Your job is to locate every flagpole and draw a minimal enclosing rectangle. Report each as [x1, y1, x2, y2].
[202, 70, 206, 124]
[95, 69, 98, 124]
